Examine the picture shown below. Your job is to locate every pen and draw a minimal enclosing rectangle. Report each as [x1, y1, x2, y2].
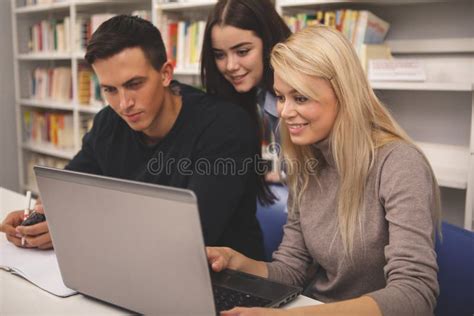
[21, 191, 32, 247]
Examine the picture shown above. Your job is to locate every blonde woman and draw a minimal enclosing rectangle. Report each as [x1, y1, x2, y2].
[207, 25, 440, 316]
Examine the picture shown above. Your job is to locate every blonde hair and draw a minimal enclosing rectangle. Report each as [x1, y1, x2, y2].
[271, 25, 441, 257]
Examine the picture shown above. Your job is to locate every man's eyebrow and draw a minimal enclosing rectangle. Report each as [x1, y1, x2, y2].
[100, 84, 114, 89]
[213, 42, 253, 51]
[100, 76, 146, 89]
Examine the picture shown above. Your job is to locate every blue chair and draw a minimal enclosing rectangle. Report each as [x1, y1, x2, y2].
[256, 185, 288, 261]
[435, 221, 474, 316]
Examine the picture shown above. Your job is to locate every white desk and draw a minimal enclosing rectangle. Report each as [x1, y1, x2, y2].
[0, 187, 321, 314]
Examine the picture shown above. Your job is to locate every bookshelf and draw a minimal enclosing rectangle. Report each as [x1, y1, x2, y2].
[11, 0, 473, 230]
[275, 0, 473, 230]
[11, 0, 155, 194]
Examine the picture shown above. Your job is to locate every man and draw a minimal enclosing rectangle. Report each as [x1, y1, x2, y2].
[0, 15, 264, 260]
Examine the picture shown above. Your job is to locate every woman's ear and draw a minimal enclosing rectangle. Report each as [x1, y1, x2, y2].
[160, 61, 174, 87]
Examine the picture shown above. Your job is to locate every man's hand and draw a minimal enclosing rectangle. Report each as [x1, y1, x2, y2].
[0, 203, 52, 249]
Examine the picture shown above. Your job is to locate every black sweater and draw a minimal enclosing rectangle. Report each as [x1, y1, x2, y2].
[66, 82, 264, 260]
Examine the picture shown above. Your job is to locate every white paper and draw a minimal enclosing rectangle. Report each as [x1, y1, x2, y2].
[0, 237, 77, 297]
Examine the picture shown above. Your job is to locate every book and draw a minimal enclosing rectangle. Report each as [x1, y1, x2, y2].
[353, 10, 390, 55]
[359, 43, 392, 73]
[368, 59, 426, 82]
[0, 226, 76, 297]
[23, 110, 74, 149]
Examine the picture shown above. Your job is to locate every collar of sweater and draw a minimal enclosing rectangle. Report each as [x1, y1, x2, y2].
[312, 137, 335, 168]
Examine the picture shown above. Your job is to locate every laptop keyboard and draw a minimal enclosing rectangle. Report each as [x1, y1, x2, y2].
[213, 285, 272, 312]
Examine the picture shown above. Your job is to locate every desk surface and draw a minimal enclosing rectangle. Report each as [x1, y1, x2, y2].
[0, 187, 321, 314]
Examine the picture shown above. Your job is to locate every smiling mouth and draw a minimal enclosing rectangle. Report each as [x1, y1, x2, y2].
[230, 73, 247, 82]
[287, 123, 309, 128]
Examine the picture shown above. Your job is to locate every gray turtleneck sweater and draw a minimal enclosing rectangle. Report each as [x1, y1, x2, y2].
[267, 140, 439, 316]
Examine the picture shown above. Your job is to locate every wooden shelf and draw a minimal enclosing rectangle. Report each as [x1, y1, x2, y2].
[17, 52, 71, 60]
[371, 81, 473, 92]
[19, 99, 74, 111]
[157, 0, 217, 11]
[22, 142, 77, 160]
[417, 142, 470, 190]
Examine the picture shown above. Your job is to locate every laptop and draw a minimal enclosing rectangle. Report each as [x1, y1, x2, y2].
[34, 166, 302, 315]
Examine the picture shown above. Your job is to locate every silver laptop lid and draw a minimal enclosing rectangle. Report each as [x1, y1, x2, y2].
[35, 166, 216, 315]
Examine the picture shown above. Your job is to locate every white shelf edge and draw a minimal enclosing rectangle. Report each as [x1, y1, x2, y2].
[15, 0, 140, 13]
[22, 142, 76, 160]
[371, 81, 473, 92]
[416, 142, 470, 190]
[174, 67, 200, 75]
[78, 105, 105, 114]
[15, 2, 70, 14]
[73, 0, 139, 6]
[387, 38, 474, 54]
[156, 0, 217, 11]
[19, 99, 74, 111]
[74, 51, 86, 59]
[277, 0, 455, 8]
[17, 52, 72, 60]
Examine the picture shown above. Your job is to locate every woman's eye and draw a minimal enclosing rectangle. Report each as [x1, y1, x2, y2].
[213, 51, 225, 60]
[294, 95, 308, 104]
[276, 95, 285, 103]
[237, 49, 250, 56]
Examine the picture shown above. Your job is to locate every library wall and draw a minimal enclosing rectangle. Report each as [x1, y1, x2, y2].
[0, 0, 19, 192]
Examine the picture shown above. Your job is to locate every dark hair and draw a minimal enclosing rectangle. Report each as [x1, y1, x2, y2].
[85, 15, 167, 70]
[201, 0, 291, 204]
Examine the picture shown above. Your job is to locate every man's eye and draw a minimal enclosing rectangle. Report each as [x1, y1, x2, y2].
[102, 87, 116, 94]
[127, 81, 142, 89]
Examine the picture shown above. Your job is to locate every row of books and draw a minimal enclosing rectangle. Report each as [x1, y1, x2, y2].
[160, 18, 206, 71]
[26, 11, 149, 54]
[76, 11, 150, 51]
[28, 18, 71, 53]
[283, 10, 390, 57]
[158, 10, 389, 72]
[75, 14, 114, 52]
[31, 67, 72, 102]
[24, 0, 65, 5]
[78, 67, 104, 106]
[30, 66, 108, 104]
[23, 110, 74, 149]
[26, 15, 107, 54]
